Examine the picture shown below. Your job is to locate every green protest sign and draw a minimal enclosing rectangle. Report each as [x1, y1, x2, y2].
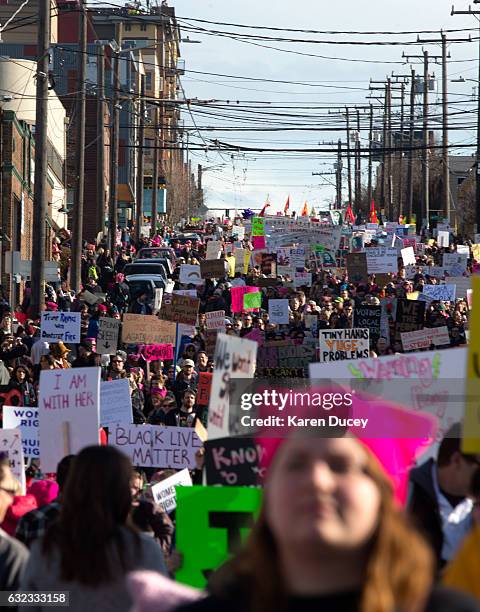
[251, 216, 265, 236]
[243, 292, 262, 310]
[175, 486, 262, 588]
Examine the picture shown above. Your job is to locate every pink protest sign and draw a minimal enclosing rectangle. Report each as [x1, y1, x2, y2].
[231, 286, 260, 313]
[252, 236, 266, 249]
[138, 344, 174, 362]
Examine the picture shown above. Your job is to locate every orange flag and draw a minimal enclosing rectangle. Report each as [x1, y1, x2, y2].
[300, 201, 308, 217]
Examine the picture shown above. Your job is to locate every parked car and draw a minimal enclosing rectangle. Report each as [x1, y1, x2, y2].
[136, 247, 176, 266]
[123, 261, 168, 279]
[125, 274, 165, 305]
[134, 255, 174, 276]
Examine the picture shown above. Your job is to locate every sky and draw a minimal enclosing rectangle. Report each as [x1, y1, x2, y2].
[108, 0, 478, 215]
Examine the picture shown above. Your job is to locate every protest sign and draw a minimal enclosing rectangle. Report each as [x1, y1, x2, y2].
[160, 294, 200, 326]
[421, 284, 456, 302]
[150, 468, 192, 513]
[208, 334, 257, 440]
[290, 247, 306, 267]
[204, 437, 266, 486]
[395, 299, 425, 342]
[438, 230, 450, 247]
[80, 290, 101, 306]
[319, 329, 370, 362]
[231, 286, 260, 313]
[206, 240, 222, 259]
[366, 248, 398, 274]
[353, 305, 381, 348]
[154, 288, 163, 313]
[268, 299, 289, 324]
[39, 367, 101, 472]
[252, 216, 266, 236]
[234, 249, 247, 274]
[252, 236, 266, 250]
[232, 226, 245, 241]
[472, 244, 480, 261]
[256, 277, 282, 287]
[457, 244, 470, 255]
[200, 259, 226, 279]
[139, 343, 174, 362]
[243, 292, 262, 310]
[401, 327, 450, 352]
[197, 372, 213, 406]
[3, 406, 39, 458]
[0, 429, 25, 493]
[174, 290, 197, 298]
[463, 276, 480, 452]
[205, 310, 226, 331]
[256, 342, 316, 378]
[443, 252, 468, 276]
[122, 315, 176, 345]
[175, 486, 262, 588]
[346, 253, 368, 284]
[260, 253, 277, 276]
[180, 265, 203, 285]
[205, 330, 218, 357]
[304, 314, 319, 334]
[111, 424, 203, 469]
[40, 312, 81, 343]
[99, 379, 133, 427]
[293, 272, 312, 288]
[276, 247, 291, 266]
[401, 246, 416, 266]
[96, 318, 120, 354]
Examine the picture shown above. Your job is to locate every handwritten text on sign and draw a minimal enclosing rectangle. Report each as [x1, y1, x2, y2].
[138, 344, 174, 361]
[41, 312, 81, 343]
[97, 318, 120, 354]
[111, 424, 203, 469]
[2, 406, 39, 458]
[122, 315, 176, 345]
[319, 329, 370, 362]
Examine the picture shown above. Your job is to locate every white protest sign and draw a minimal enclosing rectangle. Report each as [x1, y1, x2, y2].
[401, 246, 416, 266]
[38, 367, 101, 472]
[100, 379, 133, 427]
[154, 288, 163, 313]
[293, 272, 312, 288]
[424, 266, 445, 278]
[268, 299, 290, 324]
[173, 290, 198, 298]
[443, 252, 468, 276]
[0, 429, 25, 493]
[421, 284, 456, 302]
[208, 334, 257, 440]
[96, 318, 120, 355]
[180, 265, 203, 286]
[366, 247, 399, 274]
[150, 468, 192, 513]
[206, 241, 222, 259]
[234, 249, 247, 274]
[205, 310, 226, 331]
[401, 327, 450, 351]
[110, 424, 203, 469]
[232, 226, 245, 241]
[438, 231, 450, 247]
[319, 329, 370, 362]
[456, 244, 470, 255]
[290, 247, 306, 268]
[40, 312, 81, 343]
[3, 406, 39, 459]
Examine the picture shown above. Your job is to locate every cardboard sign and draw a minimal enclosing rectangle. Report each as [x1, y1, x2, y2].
[111, 424, 203, 469]
[96, 318, 120, 355]
[234, 249, 247, 274]
[256, 342, 316, 377]
[150, 468, 192, 513]
[3, 406, 39, 458]
[401, 246, 416, 266]
[395, 299, 425, 342]
[204, 437, 265, 486]
[206, 240, 223, 259]
[38, 367, 101, 472]
[197, 372, 213, 406]
[366, 247, 398, 274]
[231, 286, 260, 313]
[401, 327, 450, 352]
[463, 276, 480, 452]
[347, 253, 368, 284]
[243, 292, 262, 310]
[268, 299, 289, 324]
[138, 344, 174, 361]
[122, 314, 176, 345]
[180, 265, 203, 285]
[353, 305, 381, 348]
[0, 429, 25, 494]
[40, 312, 81, 344]
[421, 284, 456, 302]
[100, 379, 133, 427]
[175, 486, 262, 588]
[319, 329, 370, 362]
[252, 216, 266, 236]
[200, 259, 226, 280]
[208, 334, 257, 440]
[160, 295, 200, 326]
[205, 311, 226, 331]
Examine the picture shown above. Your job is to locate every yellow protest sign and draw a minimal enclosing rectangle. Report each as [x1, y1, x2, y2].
[463, 276, 480, 452]
[244, 251, 251, 274]
[226, 255, 236, 278]
[472, 244, 480, 262]
[406, 291, 420, 301]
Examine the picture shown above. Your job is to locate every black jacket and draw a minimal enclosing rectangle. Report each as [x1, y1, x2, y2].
[407, 458, 443, 565]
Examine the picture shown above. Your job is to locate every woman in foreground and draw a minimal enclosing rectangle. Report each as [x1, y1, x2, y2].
[177, 436, 479, 612]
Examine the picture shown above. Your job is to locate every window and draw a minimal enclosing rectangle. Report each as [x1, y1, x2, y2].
[145, 71, 153, 90]
[125, 23, 132, 31]
[140, 23, 147, 31]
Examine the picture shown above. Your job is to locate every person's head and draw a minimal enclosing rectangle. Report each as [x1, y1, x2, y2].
[40, 354, 56, 370]
[44, 446, 136, 587]
[0, 461, 18, 522]
[12, 364, 31, 384]
[376, 337, 388, 353]
[197, 351, 208, 368]
[182, 389, 196, 411]
[79, 340, 94, 357]
[161, 392, 177, 413]
[110, 353, 125, 372]
[437, 423, 480, 497]
[184, 344, 197, 360]
[131, 469, 145, 501]
[182, 359, 195, 377]
[212, 435, 434, 612]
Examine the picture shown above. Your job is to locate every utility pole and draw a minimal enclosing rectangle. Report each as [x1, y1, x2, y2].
[345, 107, 353, 209]
[30, 0, 50, 316]
[336, 139, 342, 209]
[397, 82, 405, 218]
[70, 0, 87, 292]
[134, 75, 145, 245]
[407, 69, 416, 222]
[422, 50, 430, 230]
[96, 43, 105, 238]
[355, 108, 361, 212]
[109, 24, 122, 255]
[151, 23, 165, 238]
[150, 105, 159, 238]
[386, 78, 393, 219]
[367, 104, 373, 206]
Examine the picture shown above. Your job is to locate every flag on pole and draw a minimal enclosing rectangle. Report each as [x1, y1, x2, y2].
[284, 195, 290, 215]
[369, 200, 378, 224]
[310, 206, 317, 217]
[300, 201, 308, 217]
[259, 196, 271, 217]
[344, 203, 355, 224]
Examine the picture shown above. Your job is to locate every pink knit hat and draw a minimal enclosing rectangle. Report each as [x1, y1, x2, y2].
[27, 479, 59, 507]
